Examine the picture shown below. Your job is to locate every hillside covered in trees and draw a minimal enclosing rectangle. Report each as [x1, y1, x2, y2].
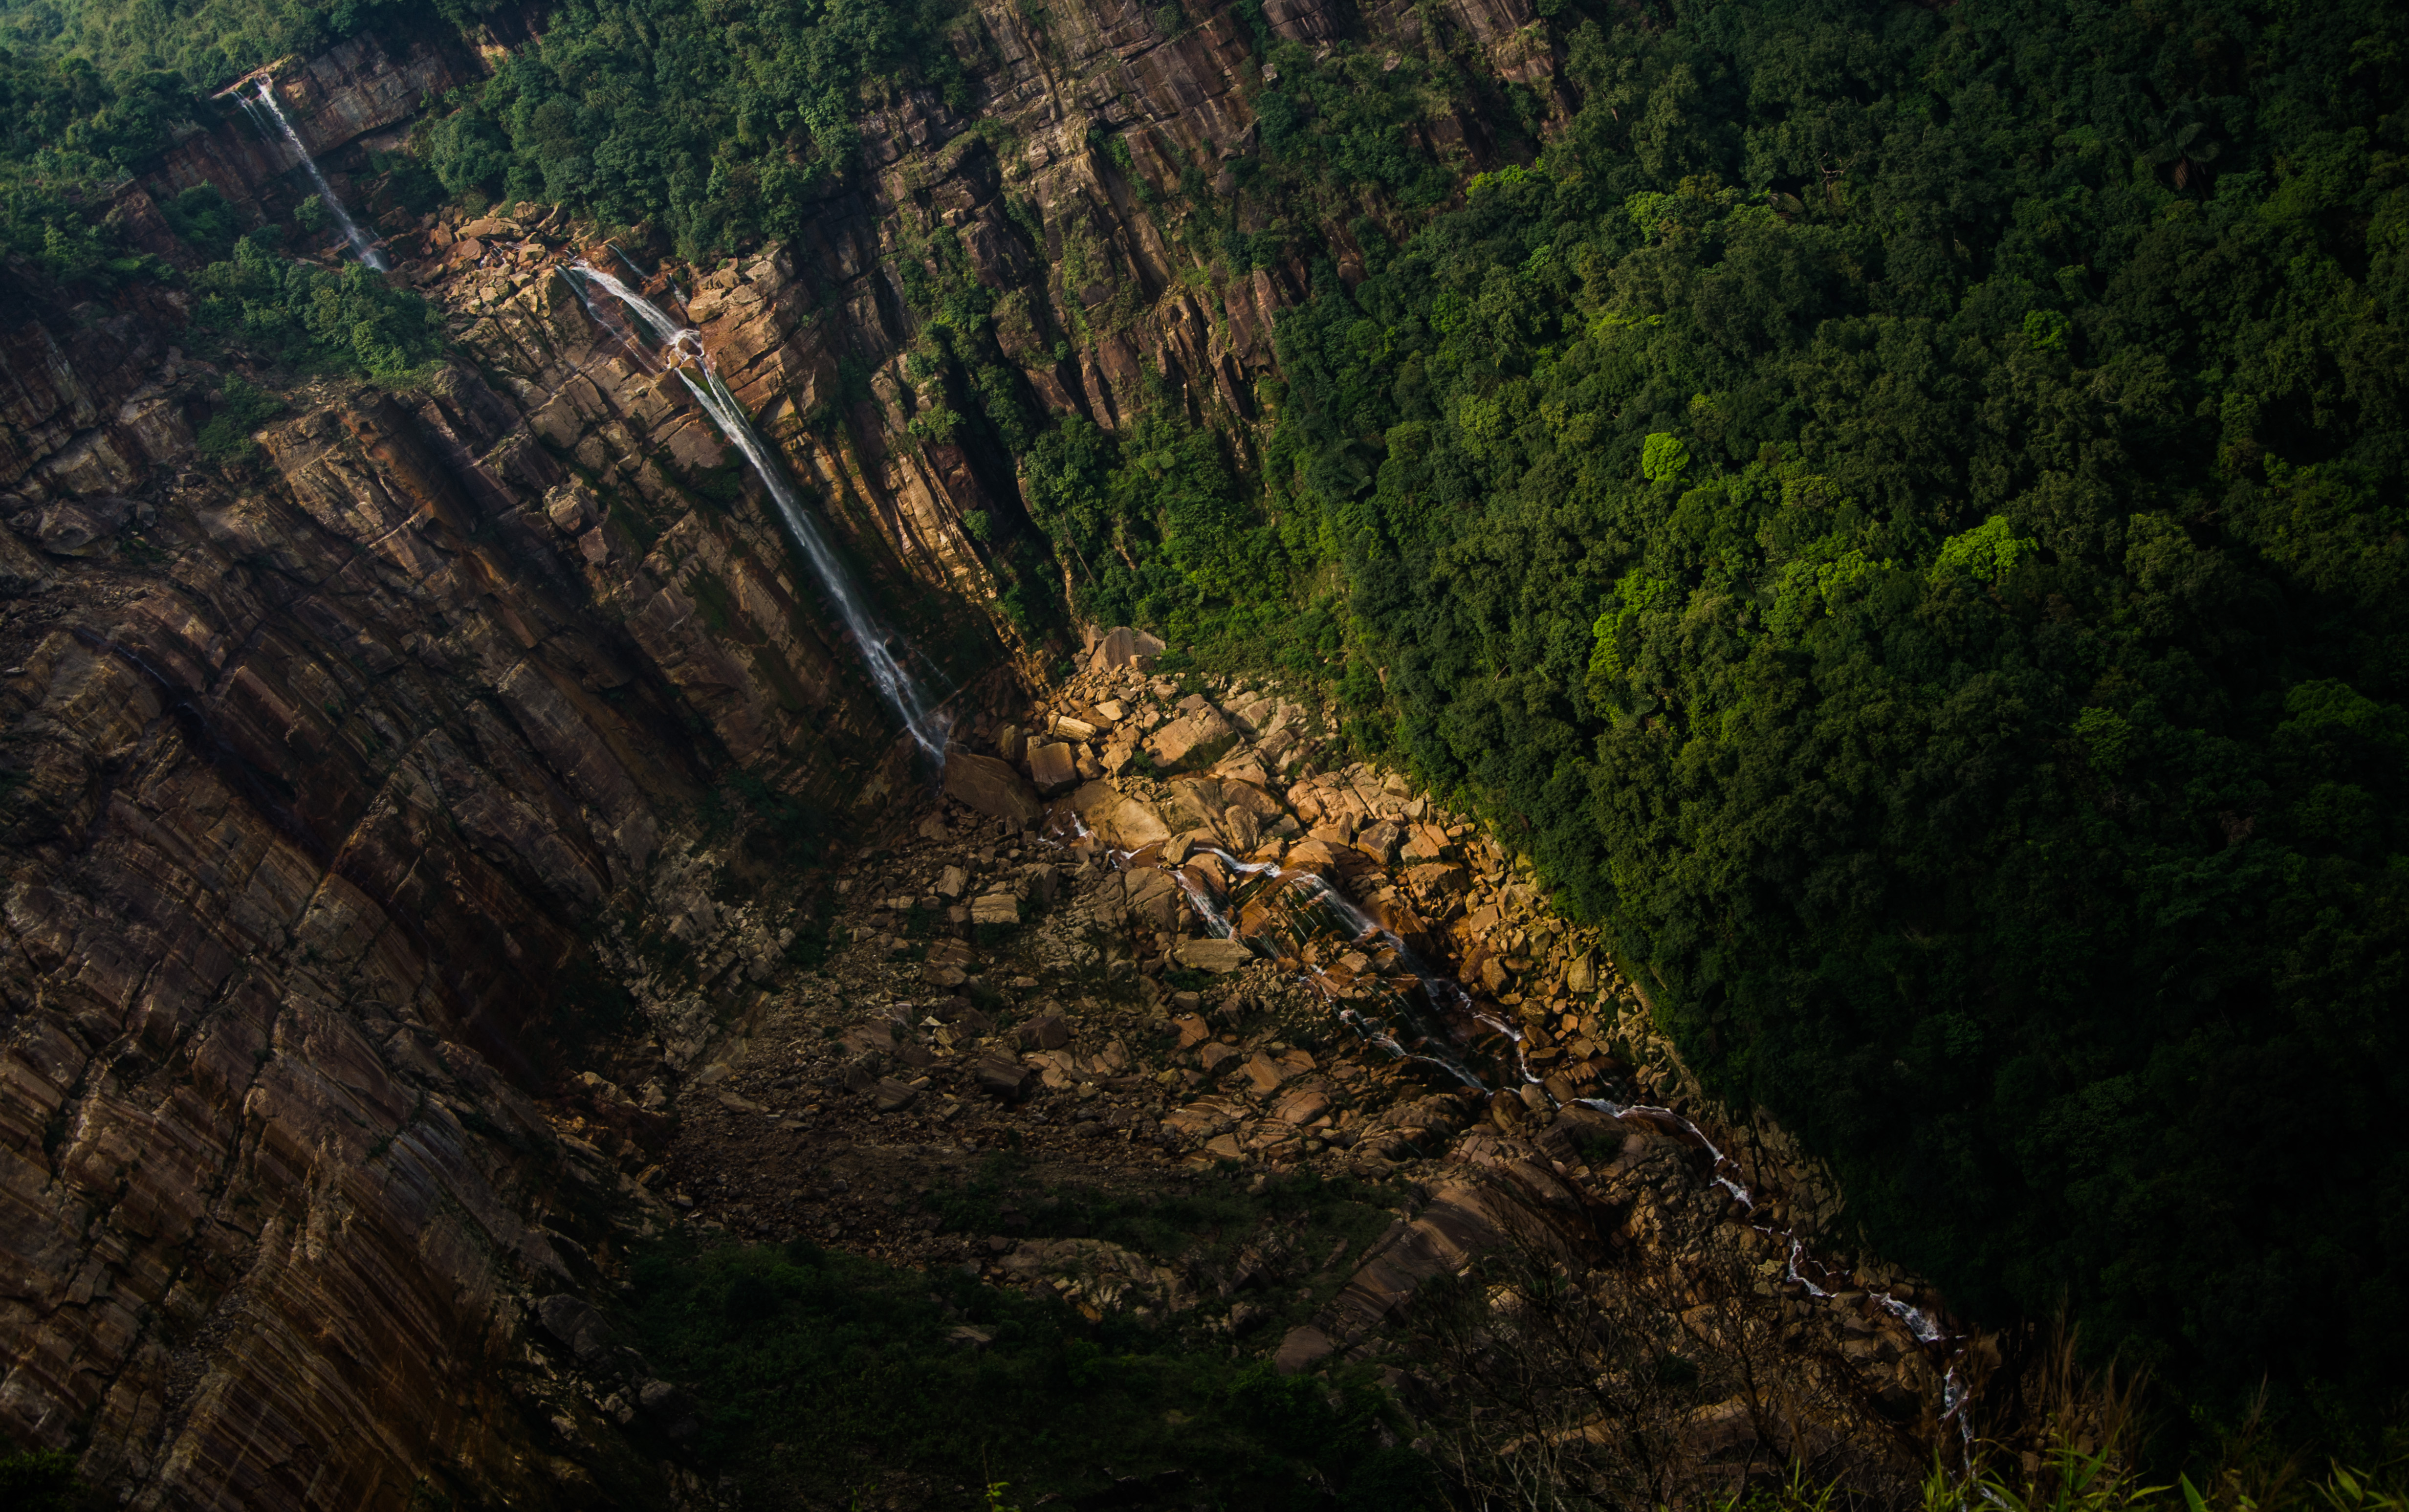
[1032, 0, 2409, 1450]
[2, 0, 2403, 1468]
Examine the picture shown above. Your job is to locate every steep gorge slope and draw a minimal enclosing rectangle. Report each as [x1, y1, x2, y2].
[0, 1, 1594, 1505]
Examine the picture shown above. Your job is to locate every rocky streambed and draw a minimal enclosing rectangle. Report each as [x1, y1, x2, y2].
[617, 639, 1982, 1500]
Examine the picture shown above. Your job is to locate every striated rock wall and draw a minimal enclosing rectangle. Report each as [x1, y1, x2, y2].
[0, 235, 987, 1503]
[147, 33, 484, 234]
[1, 0, 1585, 1504]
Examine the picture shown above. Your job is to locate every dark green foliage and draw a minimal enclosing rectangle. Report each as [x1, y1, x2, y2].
[365, 148, 445, 217]
[159, 181, 241, 261]
[2, 0, 472, 93]
[415, 0, 971, 257]
[193, 373, 282, 463]
[624, 1211, 1408, 1505]
[0, 1448, 93, 1512]
[1020, 403, 1339, 670]
[1060, 0, 2409, 1453]
[189, 234, 445, 380]
[0, 44, 193, 279]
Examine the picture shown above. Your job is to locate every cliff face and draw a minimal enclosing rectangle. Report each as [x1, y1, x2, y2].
[0, 1, 1580, 1506]
[0, 207, 1013, 1512]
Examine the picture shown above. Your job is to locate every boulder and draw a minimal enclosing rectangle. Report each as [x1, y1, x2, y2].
[1405, 862, 1468, 900]
[1090, 625, 1165, 673]
[36, 494, 133, 555]
[1356, 820, 1404, 866]
[995, 723, 1028, 763]
[944, 751, 1042, 825]
[1148, 707, 1239, 773]
[1566, 950, 1597, 992]
[1017, 1013, 1071, 1051]
[1070, 781, 1172, 849]
[872, 1077, 920, 1113]
[1273, 1088, 1330, 1125]
[1173, 938, 1255, 974]
[975, 1051, 1034, 1100]
[1273, 1324, 1336, 1376]
[971, 892, 1021, 926]
[936, 865, 968, 899]
[534, 1295, 614, 1364]
[1027, 740, 1079, 796]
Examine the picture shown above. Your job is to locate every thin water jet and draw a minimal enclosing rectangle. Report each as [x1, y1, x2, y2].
[240, 81, 389, 271]
[569, 262, 950, 762]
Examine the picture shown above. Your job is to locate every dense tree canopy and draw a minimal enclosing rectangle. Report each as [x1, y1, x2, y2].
[418, 0, 971, 258]
[1098, 0, 2407, 1447]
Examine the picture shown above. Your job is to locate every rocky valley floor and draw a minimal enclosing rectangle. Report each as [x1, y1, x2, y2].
[526, 652, 1980, 1509]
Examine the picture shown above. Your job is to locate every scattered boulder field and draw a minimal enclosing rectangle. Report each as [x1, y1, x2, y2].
[601, 635, 1971, 1472]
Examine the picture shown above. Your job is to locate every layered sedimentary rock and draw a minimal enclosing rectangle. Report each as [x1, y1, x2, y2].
[0, 248, 1007, 1508]
[1, 0, 1588, 1504]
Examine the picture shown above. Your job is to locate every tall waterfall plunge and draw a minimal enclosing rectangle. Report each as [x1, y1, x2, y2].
[571, 263, 952, 762]
[241, 81, 389, 271]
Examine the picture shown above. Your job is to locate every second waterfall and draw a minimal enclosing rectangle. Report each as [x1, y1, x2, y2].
[571, 263, 950, 762]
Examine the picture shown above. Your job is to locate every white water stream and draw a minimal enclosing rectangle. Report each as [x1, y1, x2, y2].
[1071, 816, 1966, 1427]
[569, 263, 950, 761]
[241, 82, 389, 271]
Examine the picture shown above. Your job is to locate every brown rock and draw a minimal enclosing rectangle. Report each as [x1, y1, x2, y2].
[1147, 707, 1239, 773]
[1027, 740, 1079, 796]
[1241, 1052, 1291, 1096]
[1172, 937, 1254, 974]
[945, 750, 1043, 825]
[976, 1052, 1035, 1100]
[1018, 1013, 1071, 1051]
[1090, 625, 1165, 673]
[1273, 1088, 1330, 1125]
[970, 892, 1021, 926]
[1355, 820, 1404, 866]
[1273, 1324, 1336, 1375]
[1071, 780, 1173, 849]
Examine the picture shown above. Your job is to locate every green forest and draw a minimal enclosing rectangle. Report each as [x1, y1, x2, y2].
[1, 0, 2404, 1473]
[1031, 0, 2409, 1453]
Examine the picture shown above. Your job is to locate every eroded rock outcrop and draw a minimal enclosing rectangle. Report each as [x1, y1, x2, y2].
[0, 229, 1004, 1501]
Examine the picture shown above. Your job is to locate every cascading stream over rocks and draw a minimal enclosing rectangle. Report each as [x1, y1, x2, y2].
[570, 261, 951, 761]
[240, 80, 389, 271]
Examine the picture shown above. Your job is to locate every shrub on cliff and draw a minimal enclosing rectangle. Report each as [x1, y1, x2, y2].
[188, 234, 445, 383]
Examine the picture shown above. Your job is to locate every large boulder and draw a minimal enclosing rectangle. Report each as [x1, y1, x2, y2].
[1147, 706, 1239, 773]
[975, 1050, 1034, 1099]
[1089, 625, 1165, 673]
[1027, 740, 1079, 796]
[1071, 781, 1172, 849]
[1173, 937, 1256, 974]
[945, 750, 1043, 825]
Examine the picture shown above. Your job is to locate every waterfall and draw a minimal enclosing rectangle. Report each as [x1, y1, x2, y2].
[241, 81, 389, 271]
[569, 263, 950, 761]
